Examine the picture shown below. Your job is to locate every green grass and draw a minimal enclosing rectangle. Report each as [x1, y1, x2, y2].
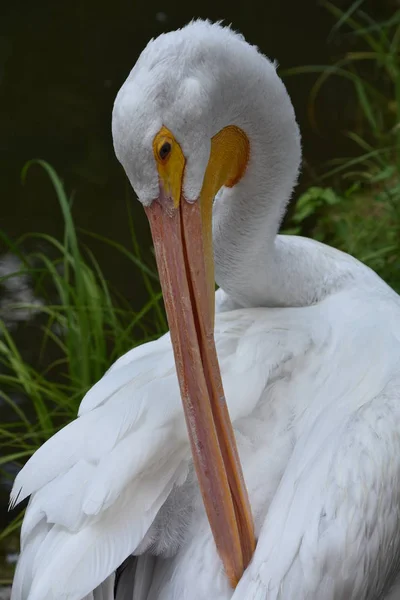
[0, 161, 166, 551]
[283, 0, 400, 291]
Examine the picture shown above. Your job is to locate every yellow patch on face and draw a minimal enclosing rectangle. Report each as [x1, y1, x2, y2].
[152, 124, 249, 325]
[199, 126, 250, 319]
[153, 126, 185, 208]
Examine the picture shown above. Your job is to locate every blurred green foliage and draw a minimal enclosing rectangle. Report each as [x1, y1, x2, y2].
[285, 0, 400, 291]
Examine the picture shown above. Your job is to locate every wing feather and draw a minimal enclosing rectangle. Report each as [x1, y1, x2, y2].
[233, 373, 400, 600]
[11, 305, 329, 600]
[13, 455, 187, 600]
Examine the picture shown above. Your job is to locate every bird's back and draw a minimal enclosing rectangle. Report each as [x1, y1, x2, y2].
[11, 249, 400, 600]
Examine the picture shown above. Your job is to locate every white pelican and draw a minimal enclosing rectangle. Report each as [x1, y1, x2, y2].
[10, 20, 400, 600]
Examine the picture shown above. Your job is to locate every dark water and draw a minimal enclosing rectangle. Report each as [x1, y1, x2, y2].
[0, 0, 395, 553]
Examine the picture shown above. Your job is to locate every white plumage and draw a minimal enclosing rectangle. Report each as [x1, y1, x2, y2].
[11, 19, 400, 600]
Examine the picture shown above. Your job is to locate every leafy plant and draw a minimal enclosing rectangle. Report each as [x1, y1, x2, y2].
[288, 178, 400, 291]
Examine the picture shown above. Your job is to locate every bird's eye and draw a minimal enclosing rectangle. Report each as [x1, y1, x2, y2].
[159, 141, 172, 160]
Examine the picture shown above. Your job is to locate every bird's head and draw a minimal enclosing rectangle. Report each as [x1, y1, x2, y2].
[113, 19, 300, 306]
[112, 21, 256, 201]
[112, 21, 256, 323]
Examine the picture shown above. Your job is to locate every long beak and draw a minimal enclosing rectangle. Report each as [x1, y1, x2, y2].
[145, 188, 255, 587]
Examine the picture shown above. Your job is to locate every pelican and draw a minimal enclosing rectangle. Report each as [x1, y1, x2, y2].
[10, 20, 400, 600]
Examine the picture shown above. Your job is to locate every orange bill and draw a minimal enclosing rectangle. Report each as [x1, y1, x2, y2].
[145, 184, 255, 587]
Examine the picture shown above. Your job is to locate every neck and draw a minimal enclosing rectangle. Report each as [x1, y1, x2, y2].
[210, 54, 297, 307]
[211, 47, 354, 308]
